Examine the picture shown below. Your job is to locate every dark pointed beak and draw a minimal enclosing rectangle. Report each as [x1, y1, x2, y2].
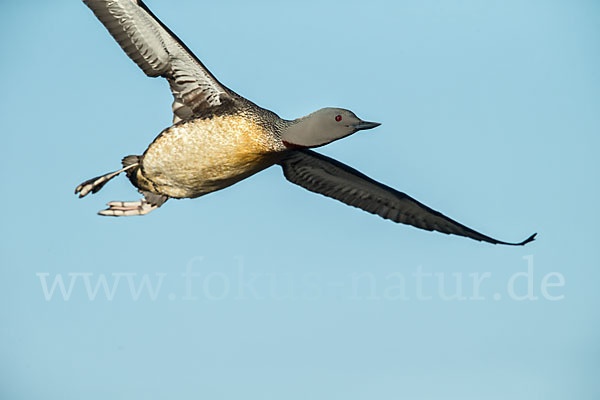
[353, 121, 381, 131]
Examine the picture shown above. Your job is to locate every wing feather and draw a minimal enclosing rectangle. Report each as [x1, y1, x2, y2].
[279, 150, 536, 246]
[83, 0, 236, 123]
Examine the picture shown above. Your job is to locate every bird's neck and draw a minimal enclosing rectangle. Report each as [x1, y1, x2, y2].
[280, 116, 319, 148]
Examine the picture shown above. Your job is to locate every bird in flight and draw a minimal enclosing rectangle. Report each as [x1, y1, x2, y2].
[76, 0, 536, 246]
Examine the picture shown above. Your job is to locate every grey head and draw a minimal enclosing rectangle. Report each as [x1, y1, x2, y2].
[281, 108, 380, 148]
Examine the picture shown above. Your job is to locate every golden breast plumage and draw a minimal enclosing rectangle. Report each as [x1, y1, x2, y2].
[139, 114, 286, 198]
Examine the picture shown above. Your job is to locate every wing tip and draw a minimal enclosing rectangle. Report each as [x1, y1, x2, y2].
[521, 232, 537, 245]
[505, 232, 537, 246]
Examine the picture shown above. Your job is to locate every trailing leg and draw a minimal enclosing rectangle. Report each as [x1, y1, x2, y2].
[75, 161, 138, 198]
[98, 191, 168, 217]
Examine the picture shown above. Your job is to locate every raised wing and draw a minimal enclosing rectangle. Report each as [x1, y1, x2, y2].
[279, 150, 536, 246]
[83, 0, 236, 123]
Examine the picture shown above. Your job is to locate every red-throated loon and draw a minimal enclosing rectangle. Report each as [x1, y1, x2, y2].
[75, 0, 536, 246]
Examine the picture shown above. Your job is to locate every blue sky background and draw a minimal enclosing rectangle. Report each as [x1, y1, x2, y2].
[1, 0, 599, 399]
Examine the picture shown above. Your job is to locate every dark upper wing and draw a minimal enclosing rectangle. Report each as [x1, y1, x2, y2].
[83, 0, 237, 123]
[279, 150, 536, 246]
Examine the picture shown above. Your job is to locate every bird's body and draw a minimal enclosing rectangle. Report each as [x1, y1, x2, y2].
[76, 0, 536, 246]
[136, 105, 286, 199]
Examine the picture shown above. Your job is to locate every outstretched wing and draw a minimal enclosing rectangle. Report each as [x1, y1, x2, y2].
[279, 150, 536, 246]
[83, 0, 236, 123]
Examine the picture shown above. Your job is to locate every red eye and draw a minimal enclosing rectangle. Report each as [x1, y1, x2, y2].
[335, 115, 342, 122]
